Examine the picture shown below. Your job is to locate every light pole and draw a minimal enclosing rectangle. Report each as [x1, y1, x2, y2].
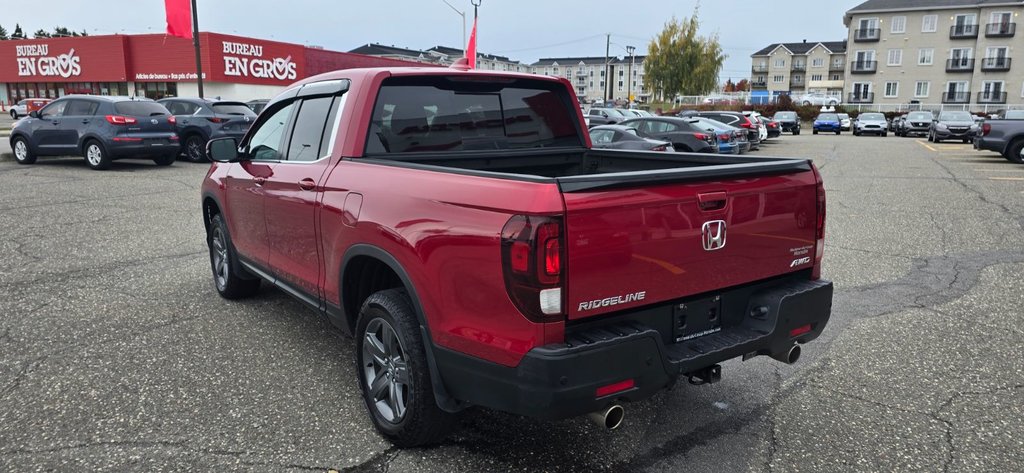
[442, 0, 466, 58]
[626, 45, 635, 106]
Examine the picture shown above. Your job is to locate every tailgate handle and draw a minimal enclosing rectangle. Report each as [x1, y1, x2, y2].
[697, 192, 727, 211]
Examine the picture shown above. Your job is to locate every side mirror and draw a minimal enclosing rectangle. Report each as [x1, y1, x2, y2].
[29, 111, 39, 119]
[207, 137, 241, 163]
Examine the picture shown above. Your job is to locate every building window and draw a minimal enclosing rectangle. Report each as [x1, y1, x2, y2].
[811, 58, 824, 67]
[884, 81, 899, 97]
[831, 74, 842, 80]
[891, 16, 907, 33]
[918, 48, 934, 65]
[915, 81, 930, 98]
[887, 49, 903, 66]
[954, 14, 977, 27]
[774, 59, 786, 67]
[922, 15, 937, 32]
[811, 74, 823, 81]
[773, 75, 785, 83]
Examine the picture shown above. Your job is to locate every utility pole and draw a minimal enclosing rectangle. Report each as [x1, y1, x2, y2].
[604, 33, 610, 102]
[626, 45, 635, 106]
[190, 0, 204, 98]
[441, 0, 466, 57]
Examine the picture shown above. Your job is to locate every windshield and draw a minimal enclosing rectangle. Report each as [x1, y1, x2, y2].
[837, 114, 849, 119]
[817, 114, 838, 121]
[860, 113, 885, 120]
[939, 111, 973, 121]
[908, 112, 934, 120]
[774, 112, 796, 120]
[213, 103, 257, 116]
[114, 102, 170, 116]
[1004, 110, 1024, 119]
[366, 76, 583, 154]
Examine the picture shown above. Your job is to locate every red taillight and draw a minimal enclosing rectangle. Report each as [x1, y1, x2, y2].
[739, 118, 754, 129]
[105, 115, 137, 125]
[718, 133, 731, 141]
[596, 379, 635, 398]
[111, 137, 143, 142]
[789, 324, 812, 337]
[693, 132, 709, 141]
[501, 215, 565, 321]
[167, 115, 176, 125]
[206, 117, 226, 123]
[982, 123, 991, 136]
[812, 167, 827, 280]
[651, 144, 668, 152]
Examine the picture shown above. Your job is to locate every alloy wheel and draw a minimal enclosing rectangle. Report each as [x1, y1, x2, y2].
[187, 137, 204, 161]
[86, 144, 103, 166]
[14, 140, 28, 161]
[210, 226, 229, 289]
[362, 318, 409, 423]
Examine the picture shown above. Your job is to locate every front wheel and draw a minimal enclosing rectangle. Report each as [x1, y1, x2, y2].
[356, 289, 456, 447]
[835, 130, 841, 135]
[83, 140, 111, 170]
[185, 135, 208, 162]
[9, 110, 17, 119]
[882, 132, 888, 137]
[153, 154, 176, 166]
[207, 214, 261, 299]
[793, 130, 800, 135]
[12, 136, 36, 165]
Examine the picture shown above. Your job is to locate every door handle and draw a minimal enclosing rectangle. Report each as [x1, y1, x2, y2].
[81, 119, 90, 124]
[254, 177, 266, 186]
[298, 178, 316, 191]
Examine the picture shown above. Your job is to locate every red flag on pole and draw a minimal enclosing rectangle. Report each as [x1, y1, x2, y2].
[466, 16, 478, 69]
[165, 0, 192, 39]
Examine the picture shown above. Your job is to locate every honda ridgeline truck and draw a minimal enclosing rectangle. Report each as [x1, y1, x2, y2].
[200, 65, 833, 447]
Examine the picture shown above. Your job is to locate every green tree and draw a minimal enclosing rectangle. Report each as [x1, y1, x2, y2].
[53, 26, 73, 37]
[11, 23, 25, 39]
[33, 29, 51, 38]
[644, 9, 726, 100]
[0, 25, 8, 40]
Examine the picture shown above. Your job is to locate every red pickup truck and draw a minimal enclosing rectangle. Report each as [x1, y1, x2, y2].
[200, 66, 833, 446]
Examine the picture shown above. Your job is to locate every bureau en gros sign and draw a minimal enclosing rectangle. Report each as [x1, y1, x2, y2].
[15, 44, 82, 78]
[222, 41, 297, 81]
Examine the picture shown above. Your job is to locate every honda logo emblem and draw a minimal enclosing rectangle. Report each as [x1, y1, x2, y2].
[702, 220, 727, 251]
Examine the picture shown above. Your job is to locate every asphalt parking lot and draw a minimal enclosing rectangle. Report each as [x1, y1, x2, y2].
[1, 130, 1022, 472]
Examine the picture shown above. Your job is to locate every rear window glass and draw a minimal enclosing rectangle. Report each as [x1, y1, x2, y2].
[774, 112, 796, 119]
[366, 76, 583, 154]
[1003, 110, 1024, 119]
[115, 101, 170, 116]
[213, 103, 257, 116]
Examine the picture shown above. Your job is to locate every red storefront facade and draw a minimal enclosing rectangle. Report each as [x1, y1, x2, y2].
[0, 32, 421, 105]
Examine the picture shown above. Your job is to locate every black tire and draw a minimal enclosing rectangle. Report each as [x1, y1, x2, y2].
[835, 130, 841, 135]
[793, 130, 800, 135]
[83, 139, 111, 170]
[355, 288, 456, 447]
[207, 214, 261, 299]
[184, 134, 208, 162]
[1005, 139, 1024, 164]
[813, 130, 819, 135]
[153, 154, 176, 166]
[674, 144, 692, 152]
[854, 131, 861, 136]
[882, 132, 888, 137]
[9, 110, 17, 119]
[11, 136, 36, 165]
[962, 138, 970, 144]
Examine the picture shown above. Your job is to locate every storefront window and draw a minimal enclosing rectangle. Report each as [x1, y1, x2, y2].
[137, 82, 177, 100]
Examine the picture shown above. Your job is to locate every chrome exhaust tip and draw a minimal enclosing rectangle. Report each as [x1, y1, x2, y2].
[772, 344, 801, 364]
[588, 404, 625, 430]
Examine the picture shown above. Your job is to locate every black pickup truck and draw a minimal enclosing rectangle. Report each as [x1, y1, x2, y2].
[975, 110, 1024, 163]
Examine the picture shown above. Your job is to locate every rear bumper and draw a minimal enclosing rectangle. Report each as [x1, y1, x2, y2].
[108, 137, 181, 159]
[975, 137, 1004, 152]
[434, 277, 833, 420]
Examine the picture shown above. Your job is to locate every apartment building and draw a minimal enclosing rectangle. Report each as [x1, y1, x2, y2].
[530, 56, 647, 104]
[844, 0, 1024, 106]
[750, 41, 848, 98]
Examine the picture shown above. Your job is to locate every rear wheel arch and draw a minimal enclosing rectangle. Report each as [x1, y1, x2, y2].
[340, 244, 462, 413]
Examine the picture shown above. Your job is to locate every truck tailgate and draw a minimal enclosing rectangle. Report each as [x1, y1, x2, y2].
[561, 170, 819, 320]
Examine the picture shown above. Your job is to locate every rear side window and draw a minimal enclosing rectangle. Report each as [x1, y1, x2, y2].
[285, 96, 341, 162]
[64, 100, 99, 116]
[213, 103, 257, 116]
[115, 102, 170, 116]
[366, 76, 583, 154]
[589, 129, 614, 144]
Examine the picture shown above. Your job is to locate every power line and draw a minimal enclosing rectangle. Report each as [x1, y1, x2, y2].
[491, 34, 605, 54]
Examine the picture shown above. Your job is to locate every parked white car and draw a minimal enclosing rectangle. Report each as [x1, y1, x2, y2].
[9, 99, 30, 119]
[795, 93, 840, 107]
[743, 111, 769, 141]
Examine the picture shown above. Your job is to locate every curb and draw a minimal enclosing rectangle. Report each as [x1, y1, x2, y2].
[0, 152, 12, 162]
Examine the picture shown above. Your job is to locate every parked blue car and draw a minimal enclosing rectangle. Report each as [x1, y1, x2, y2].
[813, 113, 842, 135]
[9, 95, 179, 170]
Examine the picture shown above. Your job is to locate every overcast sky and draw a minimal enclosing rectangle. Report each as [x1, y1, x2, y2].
[6, 0, 861, 81]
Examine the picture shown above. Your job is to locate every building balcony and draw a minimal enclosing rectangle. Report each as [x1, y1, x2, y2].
[946, 58, 975, 72]
[752, 65, 768, 73]
[980, 57, 1012, 71]
[978, 91, 1007, 104]
[751, 80, 768, 89]
[791, 64, 806, 72]
[850, 60, 877, 74]
[854, 28, 880, 42]
[847, 92, 874, 103]
[941, 91, 971, 104]
[985, 22, 1016, 37]
[950, 24, 979, 39]
[829, 63, 846, 72]
[576, 71, 588, 78]
[791, 81, 806, 89]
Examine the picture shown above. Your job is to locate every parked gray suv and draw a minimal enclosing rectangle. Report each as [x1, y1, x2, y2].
[158, 98, 256, 162]
[9, 95, 178, 170]
[929, 111, 978, 143]
[898, 111, 935, 137]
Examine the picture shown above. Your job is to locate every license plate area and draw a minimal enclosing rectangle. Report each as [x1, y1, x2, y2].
[673, 295, 722, 343]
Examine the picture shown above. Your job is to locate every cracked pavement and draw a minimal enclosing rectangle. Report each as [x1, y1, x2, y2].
[1, 133, 1022, 472]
